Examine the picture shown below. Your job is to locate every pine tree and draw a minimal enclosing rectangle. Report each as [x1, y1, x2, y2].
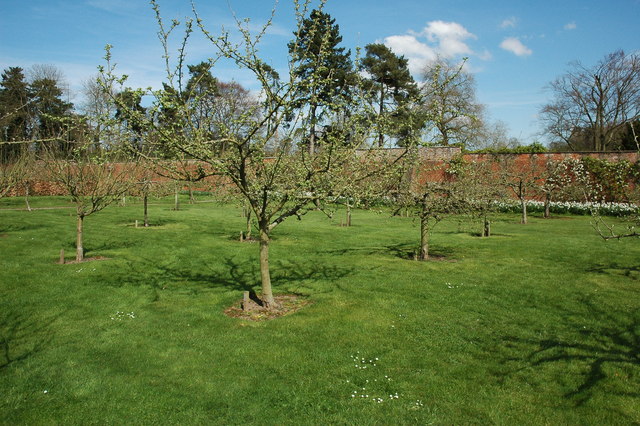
[0, 67, 30, 161]
[361, 44, 419, 147]
[288, 9, 354, 154]
[29, 76, 74, 153]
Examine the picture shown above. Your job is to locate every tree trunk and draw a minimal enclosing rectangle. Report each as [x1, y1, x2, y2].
[245, 208, 252, 239]
[544, 193, 551, 219]
[378, 86, 385, 147]
[76, 214, 84, 262]
[309, 104, 317, 155]
[259, 229, 277, 309]
[188, 182, 195, 204]
[419, 215, 429, 260]
[630, 121, 639, 151]
[483, 216, 491, 237]
[143, 193, 149, 227]
[174, 185, 180, 211]
[24, 183, 31, 212]
[346, 203, 352, 227]
[520, 197, 528, 224]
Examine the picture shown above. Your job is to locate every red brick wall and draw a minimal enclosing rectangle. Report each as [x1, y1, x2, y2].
[4, 150, 638, 197]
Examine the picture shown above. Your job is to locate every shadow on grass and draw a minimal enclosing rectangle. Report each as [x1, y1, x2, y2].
[0, 223, 46, 233]
[495, 296, 640, 407]
[466, 231, 513, 238]
[116, 255, 354, 298]
[587, 262, 640, 281]
[322, 242, 457, 261]
[386, 243, 456, 260]
[0, 310, 59, 370]
[77, 239, 137, 257]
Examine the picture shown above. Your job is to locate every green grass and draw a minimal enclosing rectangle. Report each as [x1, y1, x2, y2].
[1, 195, 639, 424]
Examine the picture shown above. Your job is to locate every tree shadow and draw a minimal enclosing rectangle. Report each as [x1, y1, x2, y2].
[120, 218, 180, 228]
[0, 223, 46, 233]
[80, 239, 137, 256]
[113, 255, 355, 299]
[493, 296, 640, 406]
[0, 309, 59, 370]
[467, 231, 513, 238]
[323, 243, 457, 261]
[587, 262, 640, 282]
[386, 243, 457, 261]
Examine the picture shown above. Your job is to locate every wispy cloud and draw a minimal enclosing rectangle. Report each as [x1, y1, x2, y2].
[564, 21, 577, 30]
[500, 37, 532, 57]
[500, 17, 518, 29]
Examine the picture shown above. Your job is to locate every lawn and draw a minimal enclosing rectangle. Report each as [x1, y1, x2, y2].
[1, 195, 639, 424]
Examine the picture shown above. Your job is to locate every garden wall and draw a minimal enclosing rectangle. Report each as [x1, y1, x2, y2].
[6, 149, 638, 197]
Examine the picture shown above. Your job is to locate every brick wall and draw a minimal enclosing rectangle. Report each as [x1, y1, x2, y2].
[4, 149, 638, 197]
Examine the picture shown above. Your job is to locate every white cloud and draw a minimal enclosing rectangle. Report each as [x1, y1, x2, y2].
[564, 21, 577, 30]
[383, 35, 437, 74]
[421, 21, 477, 57]
[499, 37, 532, 57]
[500, 17, 517, 29]
[384, 21, 481, 75]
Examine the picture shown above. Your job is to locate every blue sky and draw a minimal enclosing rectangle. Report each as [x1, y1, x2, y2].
[1, 0, 639, 143]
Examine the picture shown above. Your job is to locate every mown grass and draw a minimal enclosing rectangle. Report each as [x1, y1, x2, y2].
[1, 195, 639, 424]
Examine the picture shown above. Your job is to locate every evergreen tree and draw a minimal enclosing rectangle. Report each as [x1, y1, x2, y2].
[361, 43, 419, 147]
[29, 76, 74, 152]
[288, 8, 354, 154]
[114, 88, 146, 151]
[0, 67, 30, 161]
[185, 61, 218, 143]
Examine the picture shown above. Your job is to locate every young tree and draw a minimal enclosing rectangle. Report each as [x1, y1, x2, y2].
[537, 158, 590, 218]
[324, 147, 403, 227]
[394, 161, 467, 260]
[497, 154, 544, 224]
[101, 0, 400, 309]
[540, 50, 640, 151]
[455, 158, 505, 237]
[44, 133, 137, 262]
[0, 149, 29, 201]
